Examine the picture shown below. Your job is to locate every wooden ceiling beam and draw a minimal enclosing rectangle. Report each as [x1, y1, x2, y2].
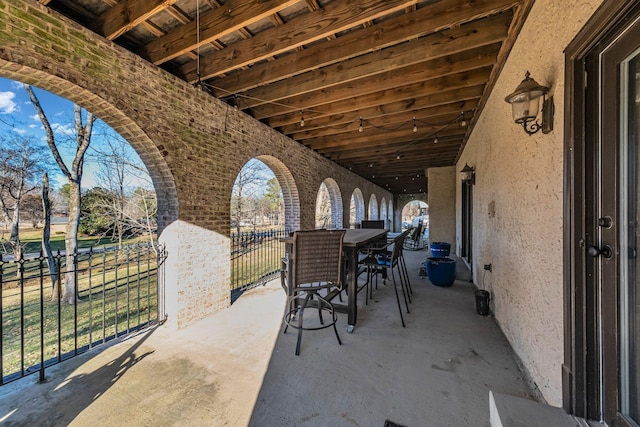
[257, 67, 492, 123]
[255, 49, 495, 123]
[283, 98, 480, 138]
[179, 0, 419, 81]
[344, 144, 462, 165]
[325, 133, 463, 157]
[292, 109, 466, 141]
[93, 0, 179, 41]
[139, 0, 298, 65]
[271, 84, 485, 129]
[239, 14, 509, 109]
[208, 0, 518, 95]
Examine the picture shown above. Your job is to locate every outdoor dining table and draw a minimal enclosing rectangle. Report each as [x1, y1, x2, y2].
[281, 228, 388, 333]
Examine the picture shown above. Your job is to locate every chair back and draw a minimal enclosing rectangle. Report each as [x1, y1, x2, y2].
[409, 220, 424, 242]
[292, 229, 345, 288]
[361, 220, 385, 229]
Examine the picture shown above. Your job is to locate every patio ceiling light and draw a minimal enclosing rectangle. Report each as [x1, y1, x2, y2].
[461, 163, 475, 186]
[505, 71, 553, 135]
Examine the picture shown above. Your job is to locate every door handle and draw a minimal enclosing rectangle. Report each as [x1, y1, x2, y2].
[588, 245, 613, 258]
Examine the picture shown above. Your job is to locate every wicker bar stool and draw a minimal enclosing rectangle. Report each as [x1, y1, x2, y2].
[281, 229, 346, 355]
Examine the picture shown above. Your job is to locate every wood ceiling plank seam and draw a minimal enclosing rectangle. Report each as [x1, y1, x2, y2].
[178, 0, 420, 81]
[282, 97, 481, 136]
[95, 0, 180, 41]
[308, 123, 468, 151]
[327, 144, 463, 160]
[326, 137, 465, 159]
[271, 84, 486, 128]
[207, 0, 519, 95]
[140, 0, 300, 65]
[286, 99, 481, 139]
[239, 13, 509, 109]
[256, 66, 493, 122]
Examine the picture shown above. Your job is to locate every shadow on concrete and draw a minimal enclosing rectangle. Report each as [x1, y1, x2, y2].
[0, 327, 156, 426]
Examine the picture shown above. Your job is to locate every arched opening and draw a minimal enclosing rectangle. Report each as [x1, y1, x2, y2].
[388, 199, 394, 231]
[255, 155, 300, 232]
[316, 178, 343, 229]
[402, 200, 429, 231]
[230, 157, 294, 300]
[350, 188, 365, 228]
[368, 194, 379, 220]
[0, 75, 177, 378]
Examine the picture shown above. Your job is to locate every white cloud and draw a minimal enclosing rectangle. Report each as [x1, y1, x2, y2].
[10, 81, 23, 89]
[12, 128, 27, 135]
[28, 124, 37, 128]
[0, 91, 17, 114]
[51, 122, 74, 136]
[30, 114, 40, 121]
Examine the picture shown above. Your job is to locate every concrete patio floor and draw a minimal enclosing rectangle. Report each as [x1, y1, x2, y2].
[0, 248, 537, 426]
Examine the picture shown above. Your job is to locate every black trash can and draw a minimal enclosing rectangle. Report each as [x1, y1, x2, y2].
[475, 290, 490, 315]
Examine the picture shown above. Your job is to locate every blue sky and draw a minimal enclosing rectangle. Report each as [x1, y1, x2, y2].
[0, 77, 148, 190]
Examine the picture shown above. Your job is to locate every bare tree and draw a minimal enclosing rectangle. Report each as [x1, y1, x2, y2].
[0, 135, 46, 261]
[84, 130, 156, 246]
[25, 84, 95, 303]
[231, 160, 267, 235]
[41, 173, 58, 296]
[21, 193, 44, 228]
[315, 182, 332, 229]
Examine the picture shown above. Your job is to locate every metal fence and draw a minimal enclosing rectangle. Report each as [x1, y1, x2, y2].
[0, 242, 166, 385]
[230, 228, 290, 300]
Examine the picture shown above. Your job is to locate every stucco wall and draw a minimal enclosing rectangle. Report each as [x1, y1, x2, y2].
[428, 166, 456, 245]
[457, 0, 604, 406]
[0, 0, 392, 328]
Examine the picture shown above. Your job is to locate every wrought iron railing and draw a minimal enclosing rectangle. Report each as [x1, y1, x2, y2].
[0, 242, 166, 385]
[230, 228, 290, 300]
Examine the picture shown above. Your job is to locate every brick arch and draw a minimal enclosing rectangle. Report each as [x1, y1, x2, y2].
[0, 63, 178, 233]
[317, 178, 343, 229]
[368, 194, 379, 220]
[255, 155, 300, 231]
[350, 188, 365, 227]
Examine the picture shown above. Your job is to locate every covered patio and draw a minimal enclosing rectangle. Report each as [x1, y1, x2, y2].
[0, 249, 535, 426]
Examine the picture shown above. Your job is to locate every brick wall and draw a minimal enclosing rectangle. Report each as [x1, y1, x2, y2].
[0, 0, 392, 328]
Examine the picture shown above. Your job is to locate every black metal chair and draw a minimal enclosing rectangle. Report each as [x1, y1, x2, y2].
[358, 230, 411, 326]
[281, 229, 346, 355]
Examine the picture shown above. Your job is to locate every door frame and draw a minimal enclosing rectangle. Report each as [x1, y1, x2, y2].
[564, 0, 640, 422]
[461, 180, 473, 264]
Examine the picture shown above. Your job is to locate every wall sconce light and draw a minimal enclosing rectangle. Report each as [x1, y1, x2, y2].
[461, 163, 475, 185]
[505, 71, 554, 135]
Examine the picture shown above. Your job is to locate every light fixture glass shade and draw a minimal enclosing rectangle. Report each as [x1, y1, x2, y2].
[460, 163, 474, 183]
[505, 71, 549, 124]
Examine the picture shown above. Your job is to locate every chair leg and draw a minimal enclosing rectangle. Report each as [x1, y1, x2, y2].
[394, 265, 410, 314]
[319, 293, 342, 346]
[400, 255, 413, 296]
[398, 258, 412, 304]
[295, 292, 313, 356]
[390, 268, 405, 328]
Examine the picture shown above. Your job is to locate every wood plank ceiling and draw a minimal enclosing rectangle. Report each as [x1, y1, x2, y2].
[42, 0, 532, 195]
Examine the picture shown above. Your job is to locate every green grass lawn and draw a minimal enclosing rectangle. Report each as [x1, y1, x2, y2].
[2, 227, 151, 256]
[231, 235, 284, 290]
